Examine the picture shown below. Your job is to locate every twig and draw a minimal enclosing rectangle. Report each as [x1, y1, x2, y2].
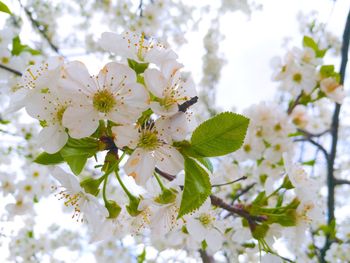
[294, 138, 329, 162]
[211, 176, 247, 187]
[199, 250, 216, 263]
[287, 93, 302, 114]
[0, 64, 22, 76]
[298, 128, 330, 138]
[18, 0, 60, 54]
[178, 96, 199, 112]
[231, 183, 256, 202]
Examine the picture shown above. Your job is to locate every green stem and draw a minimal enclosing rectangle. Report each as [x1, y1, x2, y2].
[102, 173, 109, 204]
[115, 169, 136, 201]
[154, 173, 166, 191]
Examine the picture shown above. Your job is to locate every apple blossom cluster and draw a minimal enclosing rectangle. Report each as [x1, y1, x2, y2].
[272, 36, 345, 104]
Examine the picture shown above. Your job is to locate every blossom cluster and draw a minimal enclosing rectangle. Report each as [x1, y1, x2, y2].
[272, 41, 345, 104]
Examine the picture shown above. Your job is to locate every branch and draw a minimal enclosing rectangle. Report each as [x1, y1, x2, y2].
[320, 6, 350, 262]
[294, 138, 329, 163]
[335, 178, 350, 185]
[0, 64, 22, 76]
[199, 250, 216, 263]
[298, 128, 330, 138]
[287, 93, 302, 114]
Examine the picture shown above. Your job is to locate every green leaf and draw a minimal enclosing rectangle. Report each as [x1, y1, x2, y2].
[320, 65, 335, 78]
[190, 112, 249, 157]
[196, 157, 213, 173]
[60, 148, 89, 175]
[137, 248, 146, 263]
[34, 152, 64, 165]
[303, 36, 327, 58]
[302, 159, 316, 166]
[178, 157, 211, 218]
[0, 1, 11, 14]
[59, 137, 98, 175]
[12, 36, 41, 56]
[128, 59, 149, 74]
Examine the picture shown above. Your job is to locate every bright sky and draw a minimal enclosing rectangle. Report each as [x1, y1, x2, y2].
[179, 0, 350, 112]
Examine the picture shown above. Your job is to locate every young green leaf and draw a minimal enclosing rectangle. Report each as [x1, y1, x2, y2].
[128, 59, 149, 74]
[34, 152, 64, 165]
[190, 112, 249, 157]
[12, 36, 41, 56]
[0, 1, 11, 14]
[178, 157, 211, 218]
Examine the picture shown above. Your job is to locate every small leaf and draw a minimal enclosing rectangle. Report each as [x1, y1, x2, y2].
[34, 152, 64, 165]
[302, 159, 316, 166]
[190, 112, 249, 157]
[0, 1, 11, 14]
[303, 36, 327, 58]
[137, 248, 146, 263]
[196, 157, 213, 173]
[128, 59, 149, 74]
[12, 36, 41, 56]
[178, 157, 211, 218]
[60, 148, 89, 175]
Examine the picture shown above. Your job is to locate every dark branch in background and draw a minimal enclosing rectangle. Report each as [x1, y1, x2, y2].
[18, 0, 60, 55]
[287, 93, 302, 114]
[295, 138, 329, 163]
[320, 7, 350, 262]
[211, 176, 247, 187]
[138, 0, 144, 17]
[298, 128, 330, 138]
[335, 179, 350, 185]
[0, 64, 22, 76]
[231, 183, 256, 202]
[178, 96, 199, 112]
[199, 249, 216, 263]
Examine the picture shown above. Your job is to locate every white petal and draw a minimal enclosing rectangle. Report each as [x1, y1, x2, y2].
[38, 125, 68, 154]
[99, 32, 137, 61]
[62, 106, 99, 139]
[160, 59, 183, 80]
[61, 61, 96, 95]
[154, 145, 184, 175]
[205, 229, 224, 251]
[150, 101, 178, 116]
[96, 62, 136, 93]
[108, 83, 149, 124]
[50, 167, 81, 194]
[144, 68, 167, 98]
[112, 124, 139, 149]
[124, 148, 155, 185]
[186, 218, 206, 242]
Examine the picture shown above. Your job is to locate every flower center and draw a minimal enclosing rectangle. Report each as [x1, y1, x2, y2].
[199, 213, 214, 228]
[293, 73, 302, 83]
[93, 89, 116, 113]
[56, 106, 67, 125]
[138, 130, 159, 150]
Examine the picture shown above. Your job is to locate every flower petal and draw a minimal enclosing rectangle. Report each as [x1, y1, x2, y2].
[144, 68, 167, 98]
[38, 125, 68, 154]
[124, 148, 155, 185]
[154, 145, 184, 175]
[62, 106, 99, 139]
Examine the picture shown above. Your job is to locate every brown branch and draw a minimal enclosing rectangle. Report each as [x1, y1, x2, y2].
[287, 93, 302, 115]
[298, 128, 330, 138]
[294, 138, 329, 163]
[199, 249, 216, 263]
